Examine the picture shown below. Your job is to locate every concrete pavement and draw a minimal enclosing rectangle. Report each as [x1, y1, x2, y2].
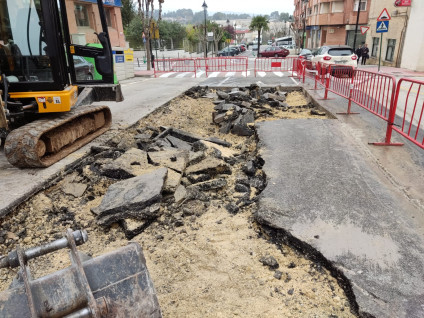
[256, 119, 424, 317]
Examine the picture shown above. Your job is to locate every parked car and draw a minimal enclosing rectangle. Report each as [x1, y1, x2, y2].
[229, 45, 241, 55]
[251, 44, 258, 51]
[238, 44, 246, 52]
[310, 45, 357, 68]
[217, 47, 236, 57]
[298, 48, 314, 69]
[258, 46, 289, 57]
[240, 44, 247, 51]
[73, 55, 94, 80]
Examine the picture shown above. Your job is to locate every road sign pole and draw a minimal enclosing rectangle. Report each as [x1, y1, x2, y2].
[378, 33, 383, 72]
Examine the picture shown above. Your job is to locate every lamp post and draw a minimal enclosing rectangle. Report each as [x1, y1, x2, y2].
[202, 1, 208, 58]
[234, 22, 237, 44]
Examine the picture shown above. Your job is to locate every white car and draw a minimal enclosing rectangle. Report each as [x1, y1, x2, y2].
[310, 45, 357, 68]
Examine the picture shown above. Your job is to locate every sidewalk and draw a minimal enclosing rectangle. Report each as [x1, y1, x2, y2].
[357, 64, 424, 78]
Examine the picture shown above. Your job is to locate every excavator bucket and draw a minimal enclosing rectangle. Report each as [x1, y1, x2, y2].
[0, 229, 162, 318]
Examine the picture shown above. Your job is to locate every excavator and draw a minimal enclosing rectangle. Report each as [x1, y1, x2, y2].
[0, 0, 123, 168]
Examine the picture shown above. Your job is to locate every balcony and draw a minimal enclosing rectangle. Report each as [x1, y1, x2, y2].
[315, 12, 344, 26]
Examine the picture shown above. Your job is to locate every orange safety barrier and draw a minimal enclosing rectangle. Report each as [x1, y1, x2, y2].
[154, 58, 197, 78]
[196, 57, 248, 77]
[254, 57, 298, 77]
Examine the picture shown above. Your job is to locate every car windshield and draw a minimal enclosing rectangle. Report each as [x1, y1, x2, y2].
[328, 48, 353, 56]
[300, 49, 312, 55]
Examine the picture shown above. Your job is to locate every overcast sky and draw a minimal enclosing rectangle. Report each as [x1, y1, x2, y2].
[161, 0, 295, 16]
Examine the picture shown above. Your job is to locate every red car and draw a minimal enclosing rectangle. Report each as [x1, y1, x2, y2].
[258, 46, 289, 57]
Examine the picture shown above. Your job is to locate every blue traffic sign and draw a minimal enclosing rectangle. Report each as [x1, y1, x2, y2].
[376, 21, 389, 33]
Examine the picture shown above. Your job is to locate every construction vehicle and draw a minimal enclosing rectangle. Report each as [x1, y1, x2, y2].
[0, 0, 123, 168]
[0, 229, 162, 317]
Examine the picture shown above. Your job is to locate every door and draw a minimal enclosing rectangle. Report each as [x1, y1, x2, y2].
[59, 0, 114, 85]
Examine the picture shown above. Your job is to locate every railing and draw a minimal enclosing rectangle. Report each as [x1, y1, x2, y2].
[153, 58, 197, 78]
[196, 57, 248, 77]
[254, 57, 298, 77]
[383, 78, 424, 149]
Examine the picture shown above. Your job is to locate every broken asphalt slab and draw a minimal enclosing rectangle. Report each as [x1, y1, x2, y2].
[256, 119, 424, 318]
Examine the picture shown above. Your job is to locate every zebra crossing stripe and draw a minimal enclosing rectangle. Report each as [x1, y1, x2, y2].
[242, 71, 251, 77]
[257, 72, 266, 77]
[225, 72, 236, 77]
[176, 73, 189, 78]
[209, 72, 220, 77]
[273, 72, 284, 77]
[160, 72, 177, 78]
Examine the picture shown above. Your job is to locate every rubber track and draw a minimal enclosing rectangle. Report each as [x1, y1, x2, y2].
[4, 105, 111, 168]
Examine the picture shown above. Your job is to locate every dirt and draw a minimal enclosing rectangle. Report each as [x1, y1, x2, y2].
[0, 90, 356, 317]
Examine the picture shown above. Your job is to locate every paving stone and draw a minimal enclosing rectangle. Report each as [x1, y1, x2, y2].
[185, 157, 231, 177]
[100, 148, 150, 179]
[95, 168, 167, 226]
[174, 185, 187, 203]
[198, 140, 237, 160]
[164, 168, 182, 193]
[62, 182, 87, 198]
[148, 149, 188, 173]
[166, 135, 192, 150]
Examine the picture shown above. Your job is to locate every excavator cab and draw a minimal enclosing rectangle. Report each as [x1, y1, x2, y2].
[0, 0, 123, 168]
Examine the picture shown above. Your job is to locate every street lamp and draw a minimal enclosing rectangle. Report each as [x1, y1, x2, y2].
[226, 19, 230, 49]
[202, 1, 208, 58]
[234, 22, 237, 44]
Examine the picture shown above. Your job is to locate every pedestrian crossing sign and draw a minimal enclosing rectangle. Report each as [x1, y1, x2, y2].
[376, 21, 389, 33]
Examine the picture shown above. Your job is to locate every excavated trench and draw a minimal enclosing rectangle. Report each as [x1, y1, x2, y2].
[0, 85, 361, 317]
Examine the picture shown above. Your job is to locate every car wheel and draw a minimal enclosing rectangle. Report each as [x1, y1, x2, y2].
[86, 74, 93, 80]
[258, 53, 262, 57]
[274, 54, 278, 57]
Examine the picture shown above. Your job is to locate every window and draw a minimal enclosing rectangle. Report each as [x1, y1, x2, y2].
[314, 5, 318, 14]
[371, 37, 379, 57]
[74, 4, 90, 27]
[332, 1, 344, 13]
[385, 39, 396, 61]
[353, 0, 367, 11]
[320, 3, 330, 14]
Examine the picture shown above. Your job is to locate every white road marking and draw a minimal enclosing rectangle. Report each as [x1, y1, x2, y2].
[209, 72, 220, 77]
[217, 77, 231, 86]
[257, 72, 266, 77]
[176, 73, 189, 78]
[225, 72, 236, 77]
[160, 72, 177, 78]
[273, 72, 284, 77]
[192, 70, 205, 78]
[291, 77, 300, 85]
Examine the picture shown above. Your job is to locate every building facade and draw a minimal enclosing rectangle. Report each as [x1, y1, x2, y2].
[364, 0, 410, 67]
[66, 0, 126, 48]
[293, 0, 370, 49]
[400, 0, 424, 71]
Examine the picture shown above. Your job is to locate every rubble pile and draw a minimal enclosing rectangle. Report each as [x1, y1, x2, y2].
[89, 125, 266, 239]
[187, 84, 327, 136]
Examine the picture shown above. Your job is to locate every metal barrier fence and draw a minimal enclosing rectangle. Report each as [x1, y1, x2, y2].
[383, 78, 424, 149]
[196, 57, 248, 77]
[351, 70, 397, 121]
[254, 57, 298, 77]
[154, 58, 197, 78]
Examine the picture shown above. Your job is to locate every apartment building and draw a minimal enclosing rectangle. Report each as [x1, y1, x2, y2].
[364, 0, 411, 68]
[293, 0, 370, 49]
[66, 0, 126, 48]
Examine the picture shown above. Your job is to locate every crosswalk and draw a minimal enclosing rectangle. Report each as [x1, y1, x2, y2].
[156, 70, 292, 78]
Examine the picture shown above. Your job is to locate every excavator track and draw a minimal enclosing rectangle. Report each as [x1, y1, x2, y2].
[4, 105, 112, 168]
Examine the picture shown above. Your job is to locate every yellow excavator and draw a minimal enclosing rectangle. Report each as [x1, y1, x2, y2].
[0, 0, 123, 168]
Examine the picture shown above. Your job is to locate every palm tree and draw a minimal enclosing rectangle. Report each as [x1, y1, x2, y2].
[249, 16, 269, 56]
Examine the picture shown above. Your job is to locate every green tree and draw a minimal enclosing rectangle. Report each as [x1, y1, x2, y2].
[125, 15, 144, 48]
[121, 0, 136, 29]
[249, 15, 269, 55]
[158, 20, 186, 49]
